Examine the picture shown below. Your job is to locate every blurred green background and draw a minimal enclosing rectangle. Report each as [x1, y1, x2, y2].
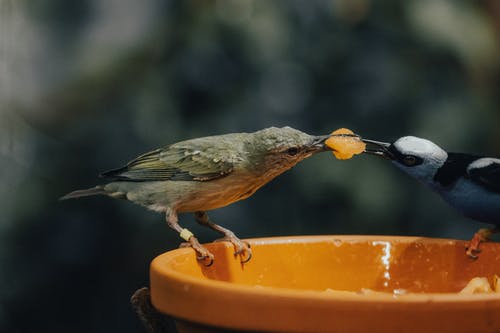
[1, 0, 499, 332]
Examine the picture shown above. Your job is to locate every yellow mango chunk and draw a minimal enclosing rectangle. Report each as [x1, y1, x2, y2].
[325, 128, 366, 160]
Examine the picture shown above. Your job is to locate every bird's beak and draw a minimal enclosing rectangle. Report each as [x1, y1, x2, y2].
[307, 135, 331, 153]
[362, 139, 395, 159]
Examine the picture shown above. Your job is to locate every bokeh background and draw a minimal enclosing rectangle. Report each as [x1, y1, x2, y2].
[1, 0, 499, 332]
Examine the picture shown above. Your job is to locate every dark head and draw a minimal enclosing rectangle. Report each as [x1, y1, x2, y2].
[363, 136, 448, 183]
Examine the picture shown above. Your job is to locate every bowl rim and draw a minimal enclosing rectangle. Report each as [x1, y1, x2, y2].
[151, 235, 500, 303]
[150, 235, 500, 332]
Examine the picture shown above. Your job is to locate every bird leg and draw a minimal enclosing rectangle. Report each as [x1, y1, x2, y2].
[466, 228, 498, 259]
[194, 211, 252, 263]
[165, 208, 214, 266]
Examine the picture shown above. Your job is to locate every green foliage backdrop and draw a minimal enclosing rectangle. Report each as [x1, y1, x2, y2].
[1, 0, 499, 331]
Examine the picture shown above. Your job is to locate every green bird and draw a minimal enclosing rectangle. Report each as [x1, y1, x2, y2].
[61, 126, 331, 265]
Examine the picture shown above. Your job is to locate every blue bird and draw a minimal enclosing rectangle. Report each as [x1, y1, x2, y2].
[364, 136, 500, 258]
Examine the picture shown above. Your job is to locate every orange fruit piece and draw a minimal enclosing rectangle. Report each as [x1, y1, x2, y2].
[325, 128, 366, 160]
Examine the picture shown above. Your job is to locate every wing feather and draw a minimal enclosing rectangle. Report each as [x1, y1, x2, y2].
[467, 158, 500, 194]
[100, 146, 234, 182]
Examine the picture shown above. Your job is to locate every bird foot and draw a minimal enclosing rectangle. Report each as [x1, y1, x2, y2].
[466, 228, 493, 259]
[179, 237, 214, 266]
[214, 235, 252, 263]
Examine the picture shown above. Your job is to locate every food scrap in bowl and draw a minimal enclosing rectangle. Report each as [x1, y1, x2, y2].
[322, 275, 500, 295]
[325, 128, 366, 160]
[460, 275, 500, 294]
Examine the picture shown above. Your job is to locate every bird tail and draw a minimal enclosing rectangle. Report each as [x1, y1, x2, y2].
[59, 186, 106, 200]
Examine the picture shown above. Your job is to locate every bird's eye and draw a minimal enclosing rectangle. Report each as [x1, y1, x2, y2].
[286, 147, 299, 156]
[402, 155, 418, 166]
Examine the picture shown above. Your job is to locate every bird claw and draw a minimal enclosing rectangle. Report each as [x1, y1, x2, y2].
[465, 228, 493, 259]
[179, 237, 215, 267]
[465, 247, 480, 260]
[215, 236, 252, 263]
[196, 253, 214, 267]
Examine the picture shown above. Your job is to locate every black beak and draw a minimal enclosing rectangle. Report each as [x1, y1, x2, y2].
[362, 139, 394, 159]
[308, 135, 331, 153]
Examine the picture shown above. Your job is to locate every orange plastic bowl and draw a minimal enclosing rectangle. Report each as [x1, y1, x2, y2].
[150, 236, 500, 333]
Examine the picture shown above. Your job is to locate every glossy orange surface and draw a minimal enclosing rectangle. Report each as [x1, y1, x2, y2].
[150, 236, 500, 333]
[325, 128, 366, 160]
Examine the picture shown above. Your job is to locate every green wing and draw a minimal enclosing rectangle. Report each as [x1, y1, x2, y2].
[100, 146, 234, 182]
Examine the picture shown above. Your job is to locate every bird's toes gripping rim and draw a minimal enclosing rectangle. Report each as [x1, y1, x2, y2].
[179, 233, 215, 267]
[465, 228, 494, 259]
[215, 237, 252, 264]
[238, 241, 252, 264]
[197, 253, 214, 267]
[465, 246, 480, 260]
